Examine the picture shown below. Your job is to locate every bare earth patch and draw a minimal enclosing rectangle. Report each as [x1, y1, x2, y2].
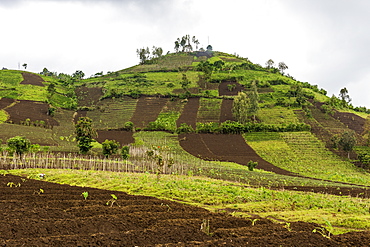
[0, 174, 368, 246]
[20, 72, 45, 86]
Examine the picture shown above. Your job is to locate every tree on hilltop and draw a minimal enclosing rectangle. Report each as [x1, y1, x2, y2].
[265, 59, 274, 69]
[339, 87, 351, 107]
[278, 62, 288, 74]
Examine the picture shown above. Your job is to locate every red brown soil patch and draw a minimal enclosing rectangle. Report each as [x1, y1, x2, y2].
[0, 98, 15, 109]
[218, 80, 244, 96]
[333, 111, 366, 135]
[5, 100, 59, 127]
[1, 174, 368, 246]
[176, 97, 200, 128]
[179, 133, 295, 176]
[130, 96, 168, 128]
[96, 130, 134, 146]
[219, 99, 235, 122]
[20, 72, 45, 86]
[75, 86, 103, 107]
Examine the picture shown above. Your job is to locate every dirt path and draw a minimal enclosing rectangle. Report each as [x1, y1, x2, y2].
[21, 72, 45, 86]
[1, 174, 368, 246]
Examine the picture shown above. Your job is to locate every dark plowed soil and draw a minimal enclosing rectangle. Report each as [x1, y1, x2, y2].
[5, 100, 59, 127]
[179, 133, 370, 198]
[0, 98, 15, 109]
[96, 130, 134, 146]
[1, 174, 368, 246]
[333, 111, 366, 135]
[176, 97, 200, 128]
[20, 72, 45, 86]
[130, 96, 168, 128]
[75, 86, 103, 107]
[218, 81, 244, 96]
[219, 99, 235, 122]
[179, 133, 294, 175]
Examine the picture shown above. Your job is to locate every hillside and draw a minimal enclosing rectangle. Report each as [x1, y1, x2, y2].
[1, 51, 370, 242]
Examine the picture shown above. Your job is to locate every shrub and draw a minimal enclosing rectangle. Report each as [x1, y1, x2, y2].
[102, 139, 119, 158]
[123, 121, 134, 131]
[7, 136, 31, 155]
[176, 123, 195, 134]
[247, 160, 258, 171]
[121, 145, 130, 160]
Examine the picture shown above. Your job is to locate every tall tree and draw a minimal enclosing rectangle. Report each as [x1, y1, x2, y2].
[72, 70, 85, 80]
[75, 117, 97, 154]
[265, 59, 274, 69]
[136, 47, 150, 64]
[248, 81, 260, 122]
[339, 130, 357, 158]
[278, 62, 288, 74]
[232, 92, 250, 124]
[339, 87, 351, 107]
[174, 40, 180, 53]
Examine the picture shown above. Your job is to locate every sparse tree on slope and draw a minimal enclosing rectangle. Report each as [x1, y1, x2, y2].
[339, 87, 351, 107]
[248, 81, 260, 122]
[75, 117, 97, 154]
[232, 92, 250, 124]
[339, 130, 356, 159]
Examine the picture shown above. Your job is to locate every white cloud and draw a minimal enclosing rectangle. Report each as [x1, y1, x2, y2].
[1, 0, 369, 107]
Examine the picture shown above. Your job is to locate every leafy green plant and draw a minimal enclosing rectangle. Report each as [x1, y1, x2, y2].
[102, 139, 119, 158]
[106, 194, 118, 207]
[121, 145, 130, 160]
[7, 182, 21, 187]
[7, 136, 31, 156]
[200, 219, 212, 236]
[34, 188, 44, 195]
[247, 160, 258, 171]
[81, 191, 89, 200]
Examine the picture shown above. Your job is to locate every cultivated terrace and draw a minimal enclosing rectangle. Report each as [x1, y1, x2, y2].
[0, 41, 370, 245]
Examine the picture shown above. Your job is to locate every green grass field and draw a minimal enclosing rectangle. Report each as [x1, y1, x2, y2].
[244, 132, 370, 185]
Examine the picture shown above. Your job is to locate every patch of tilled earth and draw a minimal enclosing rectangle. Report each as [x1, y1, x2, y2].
[1, 174, 368, 246]
[20, 72, 45, 86]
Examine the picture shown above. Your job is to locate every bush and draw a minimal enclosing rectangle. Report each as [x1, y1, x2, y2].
[102, 139, 119, 158]
[247, 160, 258, 171]
[7, 136, 31, 155]
[176, 123, 195, 134]
[123, 121, 134, 131]
[121, 145, 130, 160]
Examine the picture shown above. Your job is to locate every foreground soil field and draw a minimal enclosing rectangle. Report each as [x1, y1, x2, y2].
[1, 174, 369, 246]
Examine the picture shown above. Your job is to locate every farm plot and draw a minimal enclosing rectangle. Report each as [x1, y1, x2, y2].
[219, 99, 235, 122]
[179, 133, 294, 175]
[4, 99, 59, 127]
[244, 132, 370, 186]
[20, 72, 45, 86]
[0, 173, 368, 246]
[197, 98, 222, 123]
[218, 80, 244, 96]
[176, 97, 200, 128]
[87, 97, 138, 129]
[130, 96, 168, 128]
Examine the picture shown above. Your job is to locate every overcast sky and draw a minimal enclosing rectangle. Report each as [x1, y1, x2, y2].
[1, 0, 369, 108]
